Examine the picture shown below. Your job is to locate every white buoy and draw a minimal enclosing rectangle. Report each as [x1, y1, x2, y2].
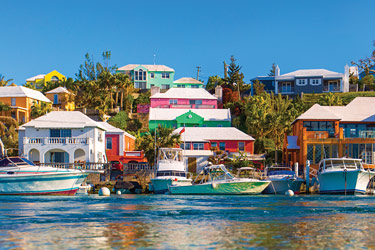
[285, 190, 294, 196]
[99, 187, 111, 196]
[211, 183, 217, 189]
[116, 190, 122, 195]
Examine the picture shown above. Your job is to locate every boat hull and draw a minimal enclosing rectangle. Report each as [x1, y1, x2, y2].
[0, 172, 89, 196]
[150, 178, 192, 194]
[318, 170, 374, 194]
[169, 180, 270, 195]
[263, 179, 304, 194]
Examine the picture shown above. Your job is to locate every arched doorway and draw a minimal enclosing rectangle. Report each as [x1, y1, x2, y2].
[45, 149, 69, 163]
[74, 149, 86, 162]
[29, 149, 40, 163]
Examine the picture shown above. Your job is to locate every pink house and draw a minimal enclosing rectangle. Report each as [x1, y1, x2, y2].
[150, 88, 218, 109]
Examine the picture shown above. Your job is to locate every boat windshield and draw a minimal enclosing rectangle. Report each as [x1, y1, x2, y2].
[156, 171, 186, 177]
[0, 157, 35, 167]
[195, 165, 234, 184]
[158, 148, 183, 162]
[324, 159, 362, 170]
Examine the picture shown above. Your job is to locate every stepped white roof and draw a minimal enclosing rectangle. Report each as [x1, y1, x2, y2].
[26, 74, 45, 82]
[149, 108, 231, 121]
[0, 86, 51, 103]
[45, 87, 72, 94]
[117, 64, 174, 72]
[277, 69, 343, 80]
[151, 88, 217, 100]
[21, 111, 106, 130]
[173, 77, 203, 84]
[97, 122, 136, 139]
[174, 127, 254, 142]
[294, 97, 375, 123]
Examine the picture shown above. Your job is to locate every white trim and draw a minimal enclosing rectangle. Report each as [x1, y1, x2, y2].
[296, 78, 307, 86]
[310, 78, 321, 85]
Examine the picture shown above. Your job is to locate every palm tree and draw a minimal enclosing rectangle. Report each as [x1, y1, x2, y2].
[31, 102, 52, 119]
[0, 74, 13, 87]
[136, 125, 181, 166]
[318, 93, 343, 106]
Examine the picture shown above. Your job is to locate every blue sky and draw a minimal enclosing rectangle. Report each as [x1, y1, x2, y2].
[1, 0, 374, 84]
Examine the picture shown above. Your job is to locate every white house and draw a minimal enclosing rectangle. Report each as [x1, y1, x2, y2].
[18, 111, 107, 164]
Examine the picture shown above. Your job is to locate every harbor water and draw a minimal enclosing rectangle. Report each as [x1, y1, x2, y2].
[1, 194, 375, 249]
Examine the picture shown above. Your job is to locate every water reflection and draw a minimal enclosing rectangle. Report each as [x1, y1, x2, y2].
[0, 195, 375, 249]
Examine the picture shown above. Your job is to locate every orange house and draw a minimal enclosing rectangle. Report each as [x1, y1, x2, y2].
[283, 97, 375, 171]
[45, 87, 75, 111]
[0, 86, 51, 123]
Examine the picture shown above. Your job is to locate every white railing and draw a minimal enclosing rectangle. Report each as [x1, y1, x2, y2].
[24, 137, 91, 145]
[359, 131, 375, 139]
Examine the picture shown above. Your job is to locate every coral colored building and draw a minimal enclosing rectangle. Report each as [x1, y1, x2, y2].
[150, 88, 218, 109]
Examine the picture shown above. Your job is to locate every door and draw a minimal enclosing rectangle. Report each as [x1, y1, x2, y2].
[188, 157, 197, 173]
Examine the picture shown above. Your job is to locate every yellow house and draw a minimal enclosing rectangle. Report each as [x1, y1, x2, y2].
[26, 70, 66, 89]
[45, 87, 75, 111]
[0, 86, 52, 123]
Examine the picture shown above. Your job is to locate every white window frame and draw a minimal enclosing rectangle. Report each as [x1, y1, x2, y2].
[162, 73, 170, 79]
[310, 78, 321, 85]
[296, 79, 307, 86]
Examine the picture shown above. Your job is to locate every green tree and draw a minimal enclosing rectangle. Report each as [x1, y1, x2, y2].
[30, 102, 52, 119]
[205, 75, 224, 91]
[252, 79, 265, 95]
[0, 116, 19, 155]
[318, 93, 343, 106]
[108, 111, 128, 130]
[0, 74, 13, 87]
[268, 63, 277, 76]
[351, 43, 375, 76]
[226, 55, 246, 92]
[135, 125, 181, 166]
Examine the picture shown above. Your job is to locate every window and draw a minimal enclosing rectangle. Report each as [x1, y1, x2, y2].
[219, 142, 226, 151]
[150, 72, 155, 78]
[189, 100, 203, 105]
[169, 99, 178, 105]
[191, 85, 199, 88]
[296, 79, 307, 86]
[161, 84, 170, 89]
[53, 94, 59, 104]
[193, 143, 204, 150]
[162, 73, 170, 79]
[181, 143, 191, 150]
[135, 69, 146, 81]
[11, 98, 16, 106]
[238, 142, 245, 151]
[51, 76, 59, 82]
[328, 80, 340, 92]
[211, 142, 217, 149]
[106, 137, 112, 149]
[135, 82, 147, 89]
[310, 78, 321, 85]
[50, 129, 71, 137]
[281, 82, 292, 93]
[98, 131, 103, 142]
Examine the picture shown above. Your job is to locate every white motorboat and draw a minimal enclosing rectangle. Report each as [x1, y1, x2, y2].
[149, 148, 192, 194]
[169, 164, 270, 195]
[262, 166, 304, 194]
[317, 158, 375, 194]
[0, 156, 90, 195]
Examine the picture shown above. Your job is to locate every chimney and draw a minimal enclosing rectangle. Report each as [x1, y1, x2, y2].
[151, 86, 160, 96]
[215, 86, 223, 102]
[275, 65, 280, 77]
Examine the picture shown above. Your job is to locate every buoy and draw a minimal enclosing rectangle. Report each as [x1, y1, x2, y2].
[285, 190, 294, 196]
[211, 183, 217, 189]
[99, 187, 111, 196]
[116, 190, 122, 195]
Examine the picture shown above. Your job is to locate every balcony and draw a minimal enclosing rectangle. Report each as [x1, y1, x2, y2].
[359, 131, 375, 139]
[24, 137, 91, 145]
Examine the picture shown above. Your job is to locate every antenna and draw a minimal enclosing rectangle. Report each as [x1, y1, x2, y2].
[196, 66, 201, 80]
[153, 54, 156, 65]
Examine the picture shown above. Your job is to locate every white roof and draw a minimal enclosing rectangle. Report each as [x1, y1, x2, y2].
[151, 88, 217, 100]
[183, 150, 213, 157]
[174, 127, 254, 142]
[149, 108, 231, 121]
[117, 64, 174, 72]
[21, 111, 106, 130]
[276, 69, 343, 80]
[173, 77, 203, 84]
[0, 86, 51, 103]
[26, 74, 46, 82]
[97, 122, 136, 139]
[45, 87, 72, 94]
[295, 97, 375, 123]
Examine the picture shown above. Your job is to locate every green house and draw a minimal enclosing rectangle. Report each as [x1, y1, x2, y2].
[173, 77, 203, 88]
[149, 108, 231, 131]
[117, 64, 175, 90]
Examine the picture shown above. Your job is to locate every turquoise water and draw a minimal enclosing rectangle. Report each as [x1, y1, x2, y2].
[1, 195, 375, 249]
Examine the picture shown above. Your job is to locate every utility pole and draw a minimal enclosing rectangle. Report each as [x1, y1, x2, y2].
[196, 66, 201, 80]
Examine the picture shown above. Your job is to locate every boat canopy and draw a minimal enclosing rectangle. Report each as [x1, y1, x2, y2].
[319, 158, 363, 172]
[194, 164, 234, 184]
